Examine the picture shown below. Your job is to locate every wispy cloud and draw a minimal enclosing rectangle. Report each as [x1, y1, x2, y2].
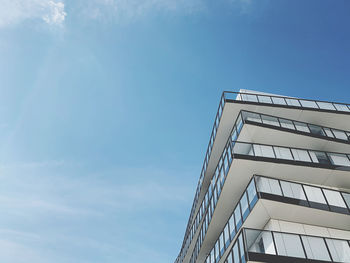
[0, 0, 67, 28]
[79, 0, 206, 22]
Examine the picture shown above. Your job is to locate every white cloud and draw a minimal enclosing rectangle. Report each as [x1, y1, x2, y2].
[0, 0, 67, 28]
[42, 1, 67, 25]
[79, 0, 206, 22]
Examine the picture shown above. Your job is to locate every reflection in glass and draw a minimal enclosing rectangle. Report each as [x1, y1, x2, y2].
[328, 153, 350, 166]
[240, 193, 249, 220]
[308, 125, 325, 136]
[333, 130, 348, 140]
[256, 177, 282, 196]
[274, 147, 293, 160]
[234, 206, 242, 230]
[261, 115, 280, 126]
[291, 149, 311, 162]
[242, 112, 262, 123]
[300, 100, 318, 108]
[285, 98, 301, 107]
[280, 181, 307, 200]
[317, 101, 336, 110]
[343, 193, 350, 209]
[303, 186, 327, 204]
[272, 97, 286, 105]
[253, 145, 275, 158]
[326, 239, 350, 262]
[323, 189, 347, 208]
[294, 122, 310, 132]
[274, 232, 305, 258]
[246, 229, 276, 255]
[258, 95, 273, 104]
[302, 236, 331, 261]
[279, 119, 295, 130]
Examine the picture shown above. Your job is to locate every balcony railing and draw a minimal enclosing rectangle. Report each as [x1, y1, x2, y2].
[241, 110, 350, 143]
[205, 175, 350, 263]
[177, 91, 350, 263]
[225, 91, 350, 113]
[232, 141, 350, 168]
[243, 228, 350, 263]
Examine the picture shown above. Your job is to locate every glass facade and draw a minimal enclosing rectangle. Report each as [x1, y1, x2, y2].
[243, 229, 350, 263]
[232, 141, 350, 168]
[204, 175, 350, 263]
[240, 110, 350, 142]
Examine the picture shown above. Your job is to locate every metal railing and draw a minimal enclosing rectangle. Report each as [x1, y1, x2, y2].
[232, 141, 350, 167]
[205, 175, 350, 263]
[241, 110, 350, 142]
[243, 228, 350, 263]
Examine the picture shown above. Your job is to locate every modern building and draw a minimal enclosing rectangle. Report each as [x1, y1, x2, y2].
[175, 90, 350, 263]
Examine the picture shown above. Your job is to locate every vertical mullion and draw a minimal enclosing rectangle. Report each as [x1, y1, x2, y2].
[299, 235, 308, 259]
[323, 237, 334, 262]
[271, 232, 279, 256]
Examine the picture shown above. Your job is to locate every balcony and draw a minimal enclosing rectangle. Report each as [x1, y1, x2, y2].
[242, 228, 350, 263]
[204, 175, 350, 263]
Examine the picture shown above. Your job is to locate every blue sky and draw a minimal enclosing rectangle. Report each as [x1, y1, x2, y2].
[0, 0, 349, 262]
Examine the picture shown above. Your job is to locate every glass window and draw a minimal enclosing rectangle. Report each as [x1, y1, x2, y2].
[309, 151, 330, 164]
[234, 205, 242, 230]
[253, 144, 275, 158]
[333, 130, 348, 140]
[232, 242, 240, 263]
[256, 176, 282, 196]
[279, 119, 295, 130]
[302, 236, 331, 261]
[226, 251, 233, 263]
[324, 128, 334, 138]
[274, 232, 305, 258]
[261, 115, 280, 126]
[231, 129, 238, 141]
[240, 193, 249, 221]
[274, 147, 293, 160]
[229, 214, 236, 238]
[242, 112, 262, 123]
[308, 125, 325, 136]
[317, 101, 336, 110]
[210, 248, 215, 263]
[245, 229, 276, 255]
[342, 192, 350, 208]
[224, 223, 230, 247]
[334, 104, 350, 112]
[294, 122, 310, 132]
[215, 240, 220, 261]
[291, 149, 311, 162]
[303, 185, 327, 204]
[236, 115, 243, 133]
[326, 238, 350, 263]
[272, 97, 287, 105]
[285, 98, 301, 107]
[233, 142, 254, 156]
[247, 179, 258, 208]
[328, 153, 350, 166]
[220, 232, 225, 256]
[300, 100, 318, 108]
[238, 234, 246, 263]
[280, 181, 307, 200]
[241, 94, 258, 102]
[258, 95, 272, 104]
[323, 189, 347, 208]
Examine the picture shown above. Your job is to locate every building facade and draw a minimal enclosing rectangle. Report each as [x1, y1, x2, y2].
[175, 90, 350, 263]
